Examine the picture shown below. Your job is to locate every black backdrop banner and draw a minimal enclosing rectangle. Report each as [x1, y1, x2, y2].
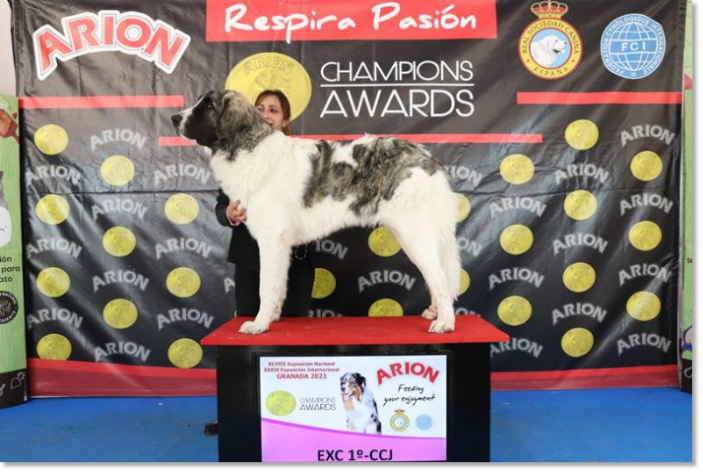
[10, 0, 685, 395]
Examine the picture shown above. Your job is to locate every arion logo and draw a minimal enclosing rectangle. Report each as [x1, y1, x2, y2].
[33, 11, 191, 80]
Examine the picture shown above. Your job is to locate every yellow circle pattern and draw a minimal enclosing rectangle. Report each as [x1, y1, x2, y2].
[103, 299, 139, 329]
[459, 269, 470, 296]
[37, 334, 72, 361]
[312, 268, 336, 299]
[35, 195, 70, 225]
[168, 338, 203, 368]
[368, 298, 404, 317]
[166, 267, 201, 298]
[626, 291, 661, 321]
[102, 226, 137, 257]
[630, 151, 663, 181]
[498, 296, 532, 326]
[500, 154, 534, 185]
[165, 194, 200, 225]
[101, 155, 135, 186]
[34, 124, 69, 155]
[368, 227, 401, 257]
[456, 193, 471, 222]
[500, 225, 534, 255]
[629, 221, 662, 251]
[561, 328, 594, 358]
[565, 119, 599, 150]
[563, 262, 596, 293]
[564, 190, 597, 221]
[36, 267, 71, 298]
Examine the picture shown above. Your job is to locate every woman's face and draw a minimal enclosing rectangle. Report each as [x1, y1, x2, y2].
[256, 95, 289, 132]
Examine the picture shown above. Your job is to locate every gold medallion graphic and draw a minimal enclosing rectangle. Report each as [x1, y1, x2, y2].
[368, 298, 404, 317]
[498, 296, 532, 326]
[519, 1, 582, 80]
[500, 154, 535, 185]
[629, 221, 662, 251]
[166, 267, 201, 298]
[312, 268, 336, 299]
[266, 390, 296, 416]
[34, 124, 69, 155]
[225, 52, 311, 121]
[35, 194, 70, 225]
[168, 338, 203, 369]
[456, 193, 471, 222]
[165, 193, 200, 225]
[102, 226, 137, 257]
[368, 227, 402, 257]
[626, 291, 661, 321]
[565, 119, 599, 150]
[36, 267, 71, 298]
[37, 333, 72, 361]
[101, 155, 135, 186]
[563, 262, 596, 293]
[500, 225, 534, 255]
[103, 298, 138, 329]
[564, 190, 597, 220]
[630, 151, 663, 181]
[561, 328, 594, 358]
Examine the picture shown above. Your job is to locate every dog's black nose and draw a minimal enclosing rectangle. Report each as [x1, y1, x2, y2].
[171, 114, 182, 128]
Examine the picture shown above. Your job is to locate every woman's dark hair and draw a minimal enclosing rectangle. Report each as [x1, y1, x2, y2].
[255, 89, 292, 136]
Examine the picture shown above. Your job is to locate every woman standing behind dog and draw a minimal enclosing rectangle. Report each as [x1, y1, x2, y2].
[215, 89, 315, 319]
[206, 90, 314, 435]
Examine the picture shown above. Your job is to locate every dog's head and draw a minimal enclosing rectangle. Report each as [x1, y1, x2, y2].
[542, 35, 566, 55]
[340, 372, 366, 401]
[171, 90, 269, 149]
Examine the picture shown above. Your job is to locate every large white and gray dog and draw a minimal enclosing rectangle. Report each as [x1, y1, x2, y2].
[172, 90, 461, 334]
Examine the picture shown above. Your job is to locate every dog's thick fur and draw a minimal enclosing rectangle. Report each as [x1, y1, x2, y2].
[172, 90, 461, 334]
[340, 373, 382, 434]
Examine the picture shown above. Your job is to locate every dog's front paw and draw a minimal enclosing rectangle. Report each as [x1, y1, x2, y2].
[239, 321, 269, 335]
[428, 318, 455, 334]
[421, 306, 438, 320]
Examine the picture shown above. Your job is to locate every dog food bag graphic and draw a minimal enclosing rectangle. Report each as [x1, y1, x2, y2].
[259, 355, 447, 462]
[0, 172, 11, 248]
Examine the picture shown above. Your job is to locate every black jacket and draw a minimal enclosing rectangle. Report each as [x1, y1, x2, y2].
[215, 189, 311, 271]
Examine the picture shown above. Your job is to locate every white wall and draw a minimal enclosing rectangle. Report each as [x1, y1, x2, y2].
[1, 1, 16, 96]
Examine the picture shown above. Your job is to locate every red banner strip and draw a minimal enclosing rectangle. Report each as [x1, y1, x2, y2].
[19, 95, 184, 109]
[28, 359, 677, 397]
[517, 92, 683, 105]
[159, 133, 543, 147]
[492, 365, 678, 391]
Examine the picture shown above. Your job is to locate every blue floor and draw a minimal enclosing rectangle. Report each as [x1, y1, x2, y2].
[0, 388, 692, 462]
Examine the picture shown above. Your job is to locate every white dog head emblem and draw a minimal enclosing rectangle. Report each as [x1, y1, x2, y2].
[530, 35, 567, 67]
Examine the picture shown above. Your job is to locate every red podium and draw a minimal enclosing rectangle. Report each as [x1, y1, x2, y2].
[202, 315, 508, 462]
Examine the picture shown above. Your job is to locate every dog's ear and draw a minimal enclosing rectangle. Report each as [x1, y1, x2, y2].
[216, 90, 240, 138]
[356, 373, 366, 387]
[216, 90, 262, 139]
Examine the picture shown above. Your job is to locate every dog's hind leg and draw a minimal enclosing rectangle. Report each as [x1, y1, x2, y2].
[385, 225, 438, 320]
[239, 237, 291, 335]
[388, 224, 455, 333]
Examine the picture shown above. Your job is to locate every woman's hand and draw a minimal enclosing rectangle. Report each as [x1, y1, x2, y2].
[225, 199, 248, 226]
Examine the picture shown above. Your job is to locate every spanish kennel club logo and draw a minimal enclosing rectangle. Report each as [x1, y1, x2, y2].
[519, 1, 582, 80]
